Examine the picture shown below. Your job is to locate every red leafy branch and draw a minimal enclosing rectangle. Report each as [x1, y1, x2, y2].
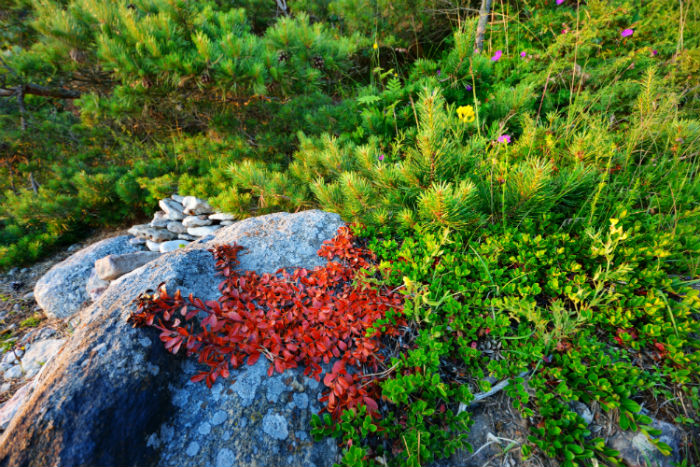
[129, 226, 405, 419]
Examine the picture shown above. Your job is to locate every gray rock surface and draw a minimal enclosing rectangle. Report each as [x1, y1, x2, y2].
[86, 271, 109, 303]
[209, 210, 343, 273]
[187, 225, 221, 237]
[95, 252, 161, 281]
[159, 240, 190, 253]
[0, 383, 35, 430]
[159, 199, 185, 220]
[146, 240, 162, 252]
[150, 211, 170, 228]
[128, 224, 176, 242]
[182, 196, 213, 215]
[34, 236, 141, 319]
[166, 221, 187, 234]
[182, 215, 212, 228]
[209, 213, 236, 221]
[609, 417, 684, 467]
[20, 338, 66, 380]
[0, 210, 344, 467]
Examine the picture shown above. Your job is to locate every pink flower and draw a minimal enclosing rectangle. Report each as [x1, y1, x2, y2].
[378, 154, 385, 161]
[491, 50, 502, 62]
[556, 0, 565, 4]
[651, 49, 658, 56]
[561, 28, 569, 34]
[471, 341, 478, 349]
[520, 51, 527, 57]
[497, 134, 511, 144]
[621, 28, 634, 38]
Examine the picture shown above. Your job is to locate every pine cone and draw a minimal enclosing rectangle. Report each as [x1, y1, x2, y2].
[200, 71, 212, 84]
[278, 51, 290, 63]
[311, 55, 325, 70]
[141, 76, 153, 89]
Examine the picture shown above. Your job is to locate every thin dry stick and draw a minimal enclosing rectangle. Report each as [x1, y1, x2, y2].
[537, 68, 552, 119]
[474, 0, 493, 54]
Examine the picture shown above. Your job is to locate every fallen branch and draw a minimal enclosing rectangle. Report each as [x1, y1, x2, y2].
[0, 83, 80, 99]
[457, 370, 529, 414]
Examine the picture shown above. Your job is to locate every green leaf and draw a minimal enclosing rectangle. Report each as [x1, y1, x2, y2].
[621, 399, 641, 413]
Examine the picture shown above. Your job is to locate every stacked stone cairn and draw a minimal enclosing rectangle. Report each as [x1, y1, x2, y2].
[88, 195, 234, 296]
[127, 194, 235, 253]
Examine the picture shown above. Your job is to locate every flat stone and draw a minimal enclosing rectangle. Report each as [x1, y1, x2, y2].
[21, 338, 66, 379]
[128, 225, 176, 242]
[166, 222, 187, 234]
[95, 252, 161, 281]
[3, 365, 22, 380]
[146, 240, 162, 252]
[159, 240, 190, 253]
[182, 196, 213, 215]
[159, 199, 185, 220]
[178, 234, 197, 241]
[182, 215, 212, 228]
[208, 213, 236, 221]
[1, 351, 20, 369]
[127, 224, 152, 239]
[150, 211, 170, 228]
[219, 220, 235, 226]
[187, 225, 221, 237]
[128, 237, 146, 246]
[171, 194, 185, 203]
[34, 236, 140, 319]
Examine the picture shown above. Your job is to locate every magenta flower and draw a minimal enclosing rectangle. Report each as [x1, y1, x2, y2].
[520, 51, 527, 58]
[437, 69, 441, 76]
[491, 50, 502, 62]
[556, 0, 565, 4]
[378, 154, 385, 161]
[561, 28, 569, 34]
[651, 49, 658, 56]
[497, 134, 511, 144]
[621, 28, 634, 38]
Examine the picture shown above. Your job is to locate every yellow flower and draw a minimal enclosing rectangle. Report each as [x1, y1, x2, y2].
[545, 134, 554, 147]
[456, 105, 475, 123]
[373, 42, 378, 50]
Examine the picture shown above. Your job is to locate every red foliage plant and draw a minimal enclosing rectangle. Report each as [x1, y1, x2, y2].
[129, 226, 405, 419]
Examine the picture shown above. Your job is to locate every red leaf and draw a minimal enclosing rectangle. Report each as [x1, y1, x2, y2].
[247, 352, 260, 366]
